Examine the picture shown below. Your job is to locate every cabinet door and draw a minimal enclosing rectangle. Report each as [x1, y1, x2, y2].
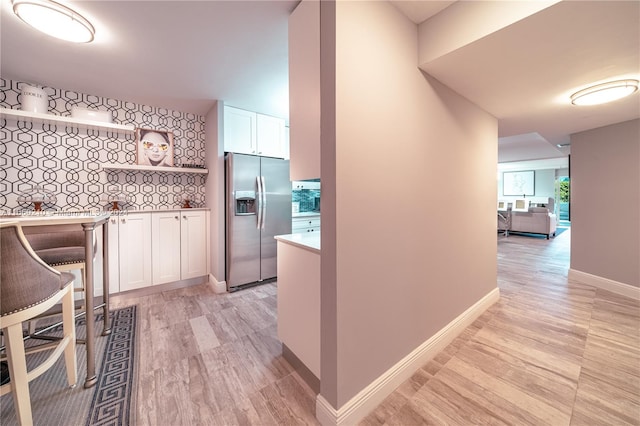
[119, 214, 152, 291]
[152, 212, 182, 285]
[283, 126, 290, 160]
[256, 113, 285, 158]
[224, 106, 257, 155]
[107, 217, 120, 294]
[181, 210, 208, 279]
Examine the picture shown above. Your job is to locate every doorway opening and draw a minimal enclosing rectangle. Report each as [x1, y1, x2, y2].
[555, 175, 571, 228]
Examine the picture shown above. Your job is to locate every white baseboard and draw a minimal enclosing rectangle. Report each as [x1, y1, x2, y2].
[569, 269, 639, 300]
[316, 287, 500, 426]
[208, 274, 227, 294]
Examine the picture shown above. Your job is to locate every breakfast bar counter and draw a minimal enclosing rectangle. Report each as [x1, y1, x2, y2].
[0, 211, 111, 388]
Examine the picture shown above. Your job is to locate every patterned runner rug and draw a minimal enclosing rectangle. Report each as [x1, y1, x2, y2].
[0, 306, 138, 426]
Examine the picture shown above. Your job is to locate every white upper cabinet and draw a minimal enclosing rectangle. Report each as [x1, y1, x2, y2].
[288, 0, 321, 180]
[283, 126, 290, 161]
[223, 105, 286, 158]
[224, 106, 257, 155]
[256, 113, 285, 158]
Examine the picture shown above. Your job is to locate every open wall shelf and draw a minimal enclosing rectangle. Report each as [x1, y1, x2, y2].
[1, 107, 135, 135]
[101, 163, 208, 174]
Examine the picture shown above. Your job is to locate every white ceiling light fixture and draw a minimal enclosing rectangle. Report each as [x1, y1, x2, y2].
[570, 79, 639, 106]
[12, 0, 95, 43]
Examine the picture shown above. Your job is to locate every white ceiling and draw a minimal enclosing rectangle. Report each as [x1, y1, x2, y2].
[389, 0, 456, 24]
[416, 0, 640, 167]
[2, 1, 639, 169]
[0, 0, 298, 120]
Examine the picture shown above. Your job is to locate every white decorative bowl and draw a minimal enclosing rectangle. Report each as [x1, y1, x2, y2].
[71, 106, 112, 123]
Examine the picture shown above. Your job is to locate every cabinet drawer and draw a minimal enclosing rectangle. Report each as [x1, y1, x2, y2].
[292, 223, 307, 233]
[292, 215, 320, 234]
[292, 181, 321, 190]
[292, 217, 321, 227]
[292, 226, 320, 234]
[291, 225, 320, 234]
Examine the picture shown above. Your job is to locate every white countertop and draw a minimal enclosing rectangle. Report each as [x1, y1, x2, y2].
[1, 207, 209, 218]
[124, 207, 210, 213]
[0, 211, 111, 226]
[275, 232, 321, 253]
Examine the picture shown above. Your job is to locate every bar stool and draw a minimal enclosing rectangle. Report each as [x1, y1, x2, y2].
[24, 229, 87, 290]
[0, 222, 77, 425]
[22, 226, 95, 338]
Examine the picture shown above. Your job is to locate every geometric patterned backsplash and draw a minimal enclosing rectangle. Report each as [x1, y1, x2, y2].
[0, 77, 207, 212]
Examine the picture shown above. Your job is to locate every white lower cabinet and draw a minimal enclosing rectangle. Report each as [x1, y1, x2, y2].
[151, 212, 182, 285]
[109, 210, 208, 293]
[107, 217, 121, 294]
[180, 210, 208, 279]
[152, 210, 208, 284]
[117, 213, 153, 292]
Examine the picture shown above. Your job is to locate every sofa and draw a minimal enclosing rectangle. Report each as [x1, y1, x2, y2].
[498, 206, 557, 239]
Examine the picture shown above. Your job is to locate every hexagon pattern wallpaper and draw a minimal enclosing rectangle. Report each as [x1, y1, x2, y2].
[0, 78, 207, 212]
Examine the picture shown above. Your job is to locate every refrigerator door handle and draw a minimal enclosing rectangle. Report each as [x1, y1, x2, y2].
[260, 176, 267, 229]
[256, 175, 263, 229]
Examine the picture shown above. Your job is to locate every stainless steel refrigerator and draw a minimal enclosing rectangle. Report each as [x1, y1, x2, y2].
[226, 153, 291, 291]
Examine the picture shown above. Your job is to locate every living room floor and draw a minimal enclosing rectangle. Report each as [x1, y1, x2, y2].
[111, 228, 639, 425]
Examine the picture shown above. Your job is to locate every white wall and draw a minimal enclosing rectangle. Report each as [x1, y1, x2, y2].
[204, 101, 226, 287]
[320, 0, 498, 408]
[570, 119, 639, 287]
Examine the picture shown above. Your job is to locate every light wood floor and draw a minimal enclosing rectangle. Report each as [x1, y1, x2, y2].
[111, 228, 640, 425]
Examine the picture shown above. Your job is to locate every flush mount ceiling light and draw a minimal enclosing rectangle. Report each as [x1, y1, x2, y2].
[570, 79, 639, 106]
[12, 0, 95, 43]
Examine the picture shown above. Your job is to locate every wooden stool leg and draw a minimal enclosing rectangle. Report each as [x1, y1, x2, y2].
[76, 267, 86, 312]
[61, 287, 77, 387]
[5, 323, 33, 426]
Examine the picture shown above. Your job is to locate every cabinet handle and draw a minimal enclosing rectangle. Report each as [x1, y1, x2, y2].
[110, 218, 116, 224]
[175, 216, 179, 220]
[121, 218, 126, 224]
[183, 215, 187, 220]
